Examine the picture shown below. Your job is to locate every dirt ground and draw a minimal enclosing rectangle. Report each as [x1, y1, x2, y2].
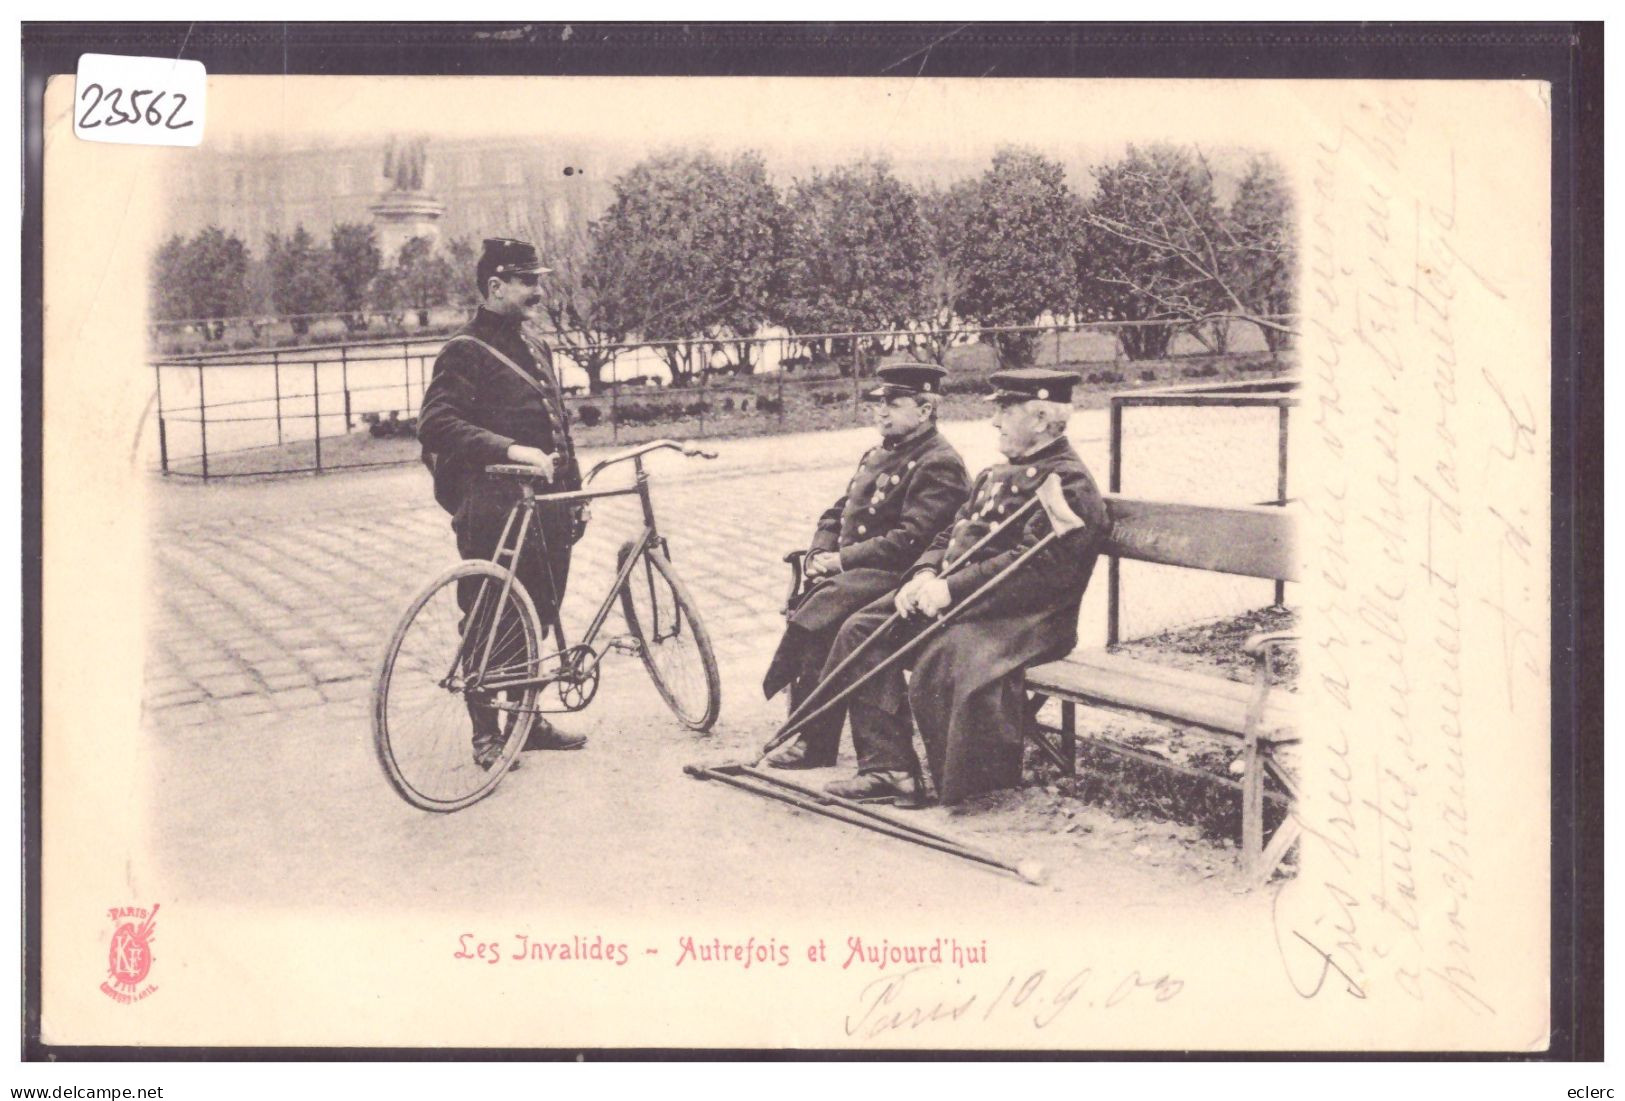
[143, 419, 1292, 932]
[147, 613, 1295, 929]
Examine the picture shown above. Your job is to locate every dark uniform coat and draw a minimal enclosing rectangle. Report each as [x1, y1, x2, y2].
[418, 307, 580, 743]
[830, 435, 1108, 803]
[761, 425, 969, 759]
[419, 306, 580, 519]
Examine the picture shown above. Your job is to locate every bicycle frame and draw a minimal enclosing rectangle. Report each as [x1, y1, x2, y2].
[453, 446, 687, 698]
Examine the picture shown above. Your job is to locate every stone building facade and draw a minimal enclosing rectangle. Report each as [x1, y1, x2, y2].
[162, 135, 620, 254]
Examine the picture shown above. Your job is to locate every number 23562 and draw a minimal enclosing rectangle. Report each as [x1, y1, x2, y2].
[77, 85, 193, 131]
[72, 54, 206, 147]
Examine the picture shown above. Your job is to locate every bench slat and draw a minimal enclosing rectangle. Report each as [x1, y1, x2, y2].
[1028, 651, 1294, 740]
[1103, 496, 1301, 581]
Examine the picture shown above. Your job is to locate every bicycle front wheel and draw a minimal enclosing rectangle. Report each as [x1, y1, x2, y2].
[373, 560, 542, 812]
[617, 543, 721, 731]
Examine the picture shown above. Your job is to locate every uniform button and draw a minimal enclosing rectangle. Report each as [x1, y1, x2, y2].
[857, 525, 867, 534]
[907, 460, 917, 470]
[1025, 466, 1037, 478]
[866, 506, 875, 513]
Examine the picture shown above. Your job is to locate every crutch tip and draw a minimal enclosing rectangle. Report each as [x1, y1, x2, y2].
[1016, 859, 1048, 886]
[683, 764, 713, 780]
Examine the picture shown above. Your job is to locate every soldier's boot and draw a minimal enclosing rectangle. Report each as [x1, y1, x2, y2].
[767, 675, 840, 769]
[825, 770, 928, 809]
[468, 693, 522, 772]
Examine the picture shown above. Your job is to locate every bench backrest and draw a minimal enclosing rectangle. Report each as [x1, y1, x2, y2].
[1102, 495, 1301, 582]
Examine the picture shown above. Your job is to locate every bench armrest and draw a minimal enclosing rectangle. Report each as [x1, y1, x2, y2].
[782, 550, 808, 615]
[1242, 631, 1299, 658]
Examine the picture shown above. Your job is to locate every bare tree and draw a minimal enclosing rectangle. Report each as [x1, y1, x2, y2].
[1079, 144, 1296, 359]
[523, 183, 627, 394]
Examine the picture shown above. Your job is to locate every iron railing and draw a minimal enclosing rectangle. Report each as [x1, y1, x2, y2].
[149, 317, 1295, 480]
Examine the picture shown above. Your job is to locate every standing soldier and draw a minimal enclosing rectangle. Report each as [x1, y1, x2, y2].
[418, 238, 587, 768]
[821, 369, 1109, 807]
[761, 360, 970, 770]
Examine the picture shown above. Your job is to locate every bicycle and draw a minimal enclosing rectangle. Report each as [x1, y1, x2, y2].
[373, 439, 723, 812]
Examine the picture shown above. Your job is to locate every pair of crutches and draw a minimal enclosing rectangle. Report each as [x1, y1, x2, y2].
[686, 474, 1086, 885]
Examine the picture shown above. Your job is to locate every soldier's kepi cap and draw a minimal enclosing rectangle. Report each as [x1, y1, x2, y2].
[864, 360, 948, 402]
[480, 237, 551, 277]
[985, 367, 1081, 404]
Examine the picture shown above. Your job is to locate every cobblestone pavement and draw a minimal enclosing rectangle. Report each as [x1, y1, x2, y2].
[144, 417, 1117, 728]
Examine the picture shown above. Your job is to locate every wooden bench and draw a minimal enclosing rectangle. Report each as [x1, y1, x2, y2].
[1025, 496, 1303, 885]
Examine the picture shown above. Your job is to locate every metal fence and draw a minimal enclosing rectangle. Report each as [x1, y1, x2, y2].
[149, 317, 1292, 480]
[1104, 376, 1299, 645]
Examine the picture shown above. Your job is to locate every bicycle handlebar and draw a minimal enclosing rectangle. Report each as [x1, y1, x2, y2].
[485, 439, 717, 485]
[582, 439, 718, 484]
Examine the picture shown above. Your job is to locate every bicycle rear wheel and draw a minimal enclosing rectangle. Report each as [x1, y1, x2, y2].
[617, 543, 721, 731]
[373, 560, 541, 811]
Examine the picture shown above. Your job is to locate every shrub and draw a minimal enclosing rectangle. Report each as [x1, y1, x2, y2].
[576, 404, 603, 427]
[1084, 369, 1126, 385]
[683, 401, 712, 418]
[721, 397, 734, 412]
[757, 396, 784, 415]
[1141, 370, 1157, 382]
[1181, 363, 1220, 379]
[612, 402, 656, 426]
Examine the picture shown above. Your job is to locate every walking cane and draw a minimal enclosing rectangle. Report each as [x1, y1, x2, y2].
[759, 475, 1084, 761]
[684, 763, 1049, 884]
[685, 474, 1088, 886]
[754, 488, 1050, 766]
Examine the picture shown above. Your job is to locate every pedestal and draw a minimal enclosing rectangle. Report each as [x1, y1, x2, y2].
[369, 192, 446, 259]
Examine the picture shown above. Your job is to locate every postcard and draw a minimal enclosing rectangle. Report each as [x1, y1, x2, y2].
[36, 71, 1553, 1052]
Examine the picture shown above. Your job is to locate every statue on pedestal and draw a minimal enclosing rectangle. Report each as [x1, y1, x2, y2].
[383, 136, 429, 193]
[371, 135, 444, 262]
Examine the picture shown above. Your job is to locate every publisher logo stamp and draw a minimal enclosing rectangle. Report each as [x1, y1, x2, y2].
[101, 904, 159, 1004]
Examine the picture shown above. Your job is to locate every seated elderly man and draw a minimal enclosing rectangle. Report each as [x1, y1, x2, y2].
[761, 360, 970, 769]
[819, 368, 1109, 808]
